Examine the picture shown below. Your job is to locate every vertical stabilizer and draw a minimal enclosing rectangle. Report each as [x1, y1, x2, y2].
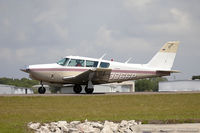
[146, 41, 180, 70]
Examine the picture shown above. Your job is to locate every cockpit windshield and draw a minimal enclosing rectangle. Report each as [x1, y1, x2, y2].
[57, 58, 69, 66]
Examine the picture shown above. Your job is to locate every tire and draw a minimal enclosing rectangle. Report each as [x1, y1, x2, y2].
[85, 86, 94, 94]
[73, 85, 82, 94]
[38, 87, 46, 94]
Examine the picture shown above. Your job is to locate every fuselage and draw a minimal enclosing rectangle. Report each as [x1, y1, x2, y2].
[21, 41, 179, 94]
[22, 56, 168, 85]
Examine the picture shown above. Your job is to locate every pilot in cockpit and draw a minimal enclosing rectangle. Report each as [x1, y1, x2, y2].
[76, 60, 82, 67]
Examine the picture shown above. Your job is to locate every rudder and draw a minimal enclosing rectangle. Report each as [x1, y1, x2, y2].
[146, 41, 180, 70]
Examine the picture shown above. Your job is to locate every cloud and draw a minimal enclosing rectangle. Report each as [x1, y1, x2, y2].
[34, 2, 69, 41]
[2, 18, 11, 27]
[0, 0, 200, 79]
[94, 25, 152, 58]
[15, 48, 36, 61]
[124, 0, 154, 9]
[0, 48, 12, 60]
[149, 8, 191, 34]
[0, 48, 36, 63]
[96, 25, 113, 46]
[49, 25, 151, 61]
[16, 31, 27, 42]
[45, 48, 77, 61]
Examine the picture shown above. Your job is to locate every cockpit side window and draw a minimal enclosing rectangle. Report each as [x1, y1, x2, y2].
[57, 58, 69, 66]
[86, 60, 98, 67]
[100, 62, 110, 68]
[68, 59, 85, 67]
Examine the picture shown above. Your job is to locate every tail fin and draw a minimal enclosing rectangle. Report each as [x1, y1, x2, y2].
[146, 41, 180, 70]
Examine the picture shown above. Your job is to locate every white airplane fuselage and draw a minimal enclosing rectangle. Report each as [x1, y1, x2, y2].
[21, 41, 180, 94]
[27, 58, 161, 84]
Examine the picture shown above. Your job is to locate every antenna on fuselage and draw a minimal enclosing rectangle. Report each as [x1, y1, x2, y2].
[125, 57, 132, 64]
[97, 54, 106, 68]
[99, 53, 106, 60]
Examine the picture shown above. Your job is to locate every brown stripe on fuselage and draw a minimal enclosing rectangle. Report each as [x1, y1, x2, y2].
[30, 68, 156, 74]
[30, 68, 88, 72]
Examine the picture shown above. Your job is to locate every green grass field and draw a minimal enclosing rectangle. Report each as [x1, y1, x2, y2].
[1, 93, 200, 132]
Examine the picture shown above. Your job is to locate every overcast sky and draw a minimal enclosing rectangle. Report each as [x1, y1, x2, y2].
[0, 0, 199, 80]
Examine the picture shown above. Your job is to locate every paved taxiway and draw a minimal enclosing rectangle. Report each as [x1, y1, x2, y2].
[137, 123, 200, 133]
[0, 91, 200, 96]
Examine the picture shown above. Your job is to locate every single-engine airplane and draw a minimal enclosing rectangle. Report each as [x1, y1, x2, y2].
[21, 41, 180, 94]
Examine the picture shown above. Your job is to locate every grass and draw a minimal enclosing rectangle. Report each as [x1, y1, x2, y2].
[0, 93, 200, 132]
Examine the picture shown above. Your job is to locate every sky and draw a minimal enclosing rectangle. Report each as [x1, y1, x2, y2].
[0, 0, 200, 80]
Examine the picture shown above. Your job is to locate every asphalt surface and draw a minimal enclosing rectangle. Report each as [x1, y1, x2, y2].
[1, 91, 200, 96]
[136, 123, 200, 133]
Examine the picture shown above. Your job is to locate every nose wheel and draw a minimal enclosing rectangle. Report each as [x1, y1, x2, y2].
[38, 81, 46, 94]
[38, 87, 46, 94]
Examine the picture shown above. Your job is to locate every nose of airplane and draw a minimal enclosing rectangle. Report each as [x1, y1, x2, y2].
[20, 65, 30, 73]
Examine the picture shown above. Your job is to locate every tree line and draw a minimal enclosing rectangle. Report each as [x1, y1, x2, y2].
[192, 75, 200, 80]
[0, 77, 38, 88]
[0, 77, 167, 92]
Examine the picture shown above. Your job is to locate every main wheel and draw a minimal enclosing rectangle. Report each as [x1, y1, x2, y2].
[85, 86, 94, 94]
[38, 87, 46, 94]
[73, 85, 82, 94]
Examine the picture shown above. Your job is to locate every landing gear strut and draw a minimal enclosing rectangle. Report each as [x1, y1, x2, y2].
[73, 84, 82, 94]
[38, 81, 46, 94]
[85, 80, 94, 94]
[85, 86, 94, 94]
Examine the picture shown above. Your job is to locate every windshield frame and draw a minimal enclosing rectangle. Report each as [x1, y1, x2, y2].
[57, 58, 69, 66]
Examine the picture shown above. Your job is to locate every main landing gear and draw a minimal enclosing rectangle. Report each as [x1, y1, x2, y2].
[73, 85, 82, 94]
[85, 80, 94, 94]
[38, 81, 46, 94]
[73, 81, 94, 94]
[85, 86, 94, 94]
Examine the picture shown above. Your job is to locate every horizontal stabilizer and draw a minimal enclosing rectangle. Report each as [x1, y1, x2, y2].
[157, 70, 181, 73]
[156, 70, 180, 76]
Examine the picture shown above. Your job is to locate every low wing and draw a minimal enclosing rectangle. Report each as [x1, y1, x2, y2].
[63, 68, 112, 84]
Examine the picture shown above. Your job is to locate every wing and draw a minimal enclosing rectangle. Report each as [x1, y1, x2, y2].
[63, 68, 112, 84]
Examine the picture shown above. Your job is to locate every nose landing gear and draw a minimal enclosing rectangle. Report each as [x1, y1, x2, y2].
[38, 81, 46, 94]
[38, 86, 46, 94]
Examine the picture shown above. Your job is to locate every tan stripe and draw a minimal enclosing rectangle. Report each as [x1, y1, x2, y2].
[159, 41, 180, 53]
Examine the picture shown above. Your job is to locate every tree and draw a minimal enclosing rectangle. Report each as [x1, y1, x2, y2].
[135, 77, 167, 92]
[192, 75, 200, 80]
